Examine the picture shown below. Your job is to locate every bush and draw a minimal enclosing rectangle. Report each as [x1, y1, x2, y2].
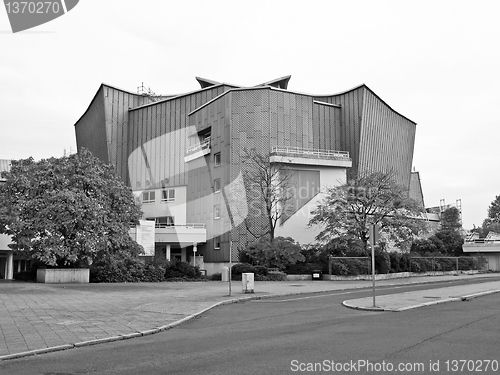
[239, 237, 305, 271]
[13, 269, 37, 282]
[329, 258, 370, 276]
[256, 271, 287, 281]
[164, 260, 201, 280]
[210, 272, 222, 281]
[231, 263, 256, 278]
[285, 262, 323, 275]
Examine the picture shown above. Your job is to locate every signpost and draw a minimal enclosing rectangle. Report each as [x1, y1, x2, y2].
[370, 223, 380, 307]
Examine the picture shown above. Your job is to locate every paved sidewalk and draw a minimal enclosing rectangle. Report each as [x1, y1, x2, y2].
[343, 279, 500, 312]
[0, 273, 499, 361]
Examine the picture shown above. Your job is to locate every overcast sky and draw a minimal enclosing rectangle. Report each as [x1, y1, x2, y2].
[1, 0, 499, 229]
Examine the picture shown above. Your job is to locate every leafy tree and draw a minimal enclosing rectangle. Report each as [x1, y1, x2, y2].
[309, 171, 426, 254]
[239, 236, 305, 271]
[482, 195, 500, 236]
[241, 148, 293, 242]
[0, 149, 143, 267]
[440, 206, 462, 231]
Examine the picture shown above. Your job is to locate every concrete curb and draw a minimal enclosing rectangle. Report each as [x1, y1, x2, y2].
[1, 278, 498, 362]
[342, 289, 500, 312]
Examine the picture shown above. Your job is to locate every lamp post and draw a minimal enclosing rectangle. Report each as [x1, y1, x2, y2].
[192, 242, 197, 267]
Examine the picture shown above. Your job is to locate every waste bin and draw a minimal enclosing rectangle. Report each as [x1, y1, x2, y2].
[311, 270, 322, 280]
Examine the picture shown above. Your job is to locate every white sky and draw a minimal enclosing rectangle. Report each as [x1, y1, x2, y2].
[1, 0, 499, 229]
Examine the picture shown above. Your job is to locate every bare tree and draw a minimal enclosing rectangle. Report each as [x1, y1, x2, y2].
[242, 148, 293, 242]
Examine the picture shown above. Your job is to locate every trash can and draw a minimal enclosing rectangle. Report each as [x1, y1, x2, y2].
[311, 270, 322, 280]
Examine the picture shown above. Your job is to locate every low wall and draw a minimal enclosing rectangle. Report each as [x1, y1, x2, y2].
[286, 274, 313, 281]
[323, 270, 480, 281]
[36, 268, 89, 284]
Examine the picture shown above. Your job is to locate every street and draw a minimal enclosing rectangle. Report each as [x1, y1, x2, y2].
[1, 280, 499, 375]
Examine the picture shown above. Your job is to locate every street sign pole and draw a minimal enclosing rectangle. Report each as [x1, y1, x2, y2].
[370, 224, 379, 307]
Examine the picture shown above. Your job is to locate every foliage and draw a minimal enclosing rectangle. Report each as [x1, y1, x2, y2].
[440, 207, 462, 231]
[0, 149, 142, 267]
[210, 273, 222, 281]
[164, 260, 201, 279]
[239, 236, 305, 271]
[257, 271, 287, 281]
[309, 171, 427, 254]
[330, 257, 370, 276]
[481, 195, 500, 237]
[231, 263, 272, 280]
[411, 230, 463, 256]
[241, 148, 293, 241]
[90, 254, 202, 283]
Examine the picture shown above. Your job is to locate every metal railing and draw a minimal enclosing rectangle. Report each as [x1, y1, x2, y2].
[155, 223, 206, 229]
[271, 146, 350, 160]
[186, 137, 211, 155]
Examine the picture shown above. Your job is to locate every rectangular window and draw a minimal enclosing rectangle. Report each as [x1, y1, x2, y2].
[153, 216, 175, 228]
[214, 152, 221, 167]
[214, 236, 221, 249]
[214, 178, 221, 193]
[161, 188, 175, 202]
[214, 204, 221, 219]
[142, 191, 155, 203]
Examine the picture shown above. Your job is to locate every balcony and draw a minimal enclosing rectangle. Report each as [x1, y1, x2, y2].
[270, 146, 352, 168]
[130, 223, 207, 247]
[154, 223, 207, 246]
[463, 239, 500, 253]
[184, 137, 211, 163]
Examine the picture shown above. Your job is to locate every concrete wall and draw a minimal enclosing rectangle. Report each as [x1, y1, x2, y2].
[36, 268, 90, 284]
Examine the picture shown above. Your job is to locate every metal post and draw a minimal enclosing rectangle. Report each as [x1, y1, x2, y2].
[371, 239, 376, 307]
[370, 224, 376, 307]
[228, 239, 232, 296]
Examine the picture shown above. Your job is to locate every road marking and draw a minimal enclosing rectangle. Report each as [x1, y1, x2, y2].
[253, 291, 363, 302]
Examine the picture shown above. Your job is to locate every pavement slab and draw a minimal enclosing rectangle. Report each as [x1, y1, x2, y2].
[0, 273, 499, 361]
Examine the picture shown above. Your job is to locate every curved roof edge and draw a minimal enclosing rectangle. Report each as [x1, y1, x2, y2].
[129, 83, 240, 112]
[255, 75, 291, 89]
[314, 84, 416, 125]
[196, 77, 221, 88]
[188, 86, 315, 117]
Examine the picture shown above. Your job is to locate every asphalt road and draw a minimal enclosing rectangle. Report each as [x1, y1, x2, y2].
[2, 279, 500, 375]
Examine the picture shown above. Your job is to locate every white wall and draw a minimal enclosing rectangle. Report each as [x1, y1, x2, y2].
[275, 166, 347, 245]
[135, 186, 187, 225]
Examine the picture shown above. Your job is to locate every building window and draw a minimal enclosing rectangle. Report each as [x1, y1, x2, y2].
[142, 191, 155, 203]
[147, 216, 175, 228]
[161, 188, 175, 202]
[214, 204, 221, 219]
[214, 152, 221, 167]
[214, 178, 221, 193]
[214, 236, 221, 249]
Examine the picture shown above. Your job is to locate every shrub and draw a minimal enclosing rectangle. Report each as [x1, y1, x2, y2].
[164, 260, 201, 280]
[231, 263, 256, 278]
[285, 262, 324, 275]
[13, 269, 37, 282]
[239, 237, 305, 271]
[210, 273, 222, 281]
[329, 258, 370, 276]
[256, 271, 287, 281]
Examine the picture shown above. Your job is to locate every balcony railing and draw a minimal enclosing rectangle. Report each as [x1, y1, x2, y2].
[155, 223, 206, 229]
[271, 146, 350, 160]
[186, 137, 211, 155]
